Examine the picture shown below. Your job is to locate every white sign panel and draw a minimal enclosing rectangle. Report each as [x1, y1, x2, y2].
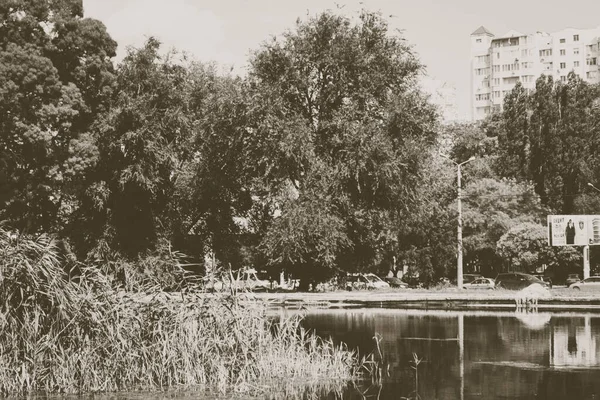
[547, 215, 600, 246]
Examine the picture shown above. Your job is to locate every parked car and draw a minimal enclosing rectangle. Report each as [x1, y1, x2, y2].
[463, 274, 484, 284]
[565, 274, 581, 286]
[494, 272, 551, 290]
[346, 273, 390, 290]
[463, 277, 496, 290]
[570, 276, 600, 291]
[204, 268, 274, 292]
[384, 276, 410, 288]
[533, 275, 553, 289]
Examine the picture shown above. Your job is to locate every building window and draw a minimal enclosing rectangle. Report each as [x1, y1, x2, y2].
[587, 58, 598, 66]
[539, 49, 552, 57]
[561, 76, 567, 82]
[521, 49, 528, 57]
[521, 76, 535, 83]
[475, 93, 490, 101]
[476, 38, 482, 43]
[574, 48, 580, 55]
[493, 78, 500, 85]
[560, 49, 566, 56]
[560, 38, 566, 44]
[496, 52, 500, 59]
[560, 62, 566, 69]
[574, 61, 580, 67]
[574, 34, 579, 41]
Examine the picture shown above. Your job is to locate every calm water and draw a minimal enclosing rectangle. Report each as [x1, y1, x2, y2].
[297, 308, 600, 400]
[44, 309, 600, 400]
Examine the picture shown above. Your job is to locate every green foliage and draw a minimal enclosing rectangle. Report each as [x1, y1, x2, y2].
[0, 0, 115, 233]
[460, 178, 546, 274]
[76, 38, 195, 257]
[248, 10, 438, 281]
[496, 221, 580, 273]
[495, 74, 600, 213]
[395, 153, 456, 285]
[0, 227, 359, 395]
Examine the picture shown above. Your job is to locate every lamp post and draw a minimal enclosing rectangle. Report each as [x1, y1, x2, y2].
[442, 154, 476, 289]
[588, 182, 600, 194]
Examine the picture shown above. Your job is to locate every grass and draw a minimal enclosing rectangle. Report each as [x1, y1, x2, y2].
[0, 228, 360, 397]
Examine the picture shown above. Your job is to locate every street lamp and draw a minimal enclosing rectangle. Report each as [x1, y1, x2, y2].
[441, 154, 476, 289]
[588, 182, 600, 194]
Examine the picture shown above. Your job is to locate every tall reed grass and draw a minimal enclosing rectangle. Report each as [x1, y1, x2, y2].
[0, 228, 359, 396]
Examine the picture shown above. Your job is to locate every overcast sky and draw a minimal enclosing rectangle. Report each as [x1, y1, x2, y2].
[84, 0, 600, 120]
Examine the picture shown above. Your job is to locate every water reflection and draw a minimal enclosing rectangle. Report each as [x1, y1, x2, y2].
[293, 309, 600, 400]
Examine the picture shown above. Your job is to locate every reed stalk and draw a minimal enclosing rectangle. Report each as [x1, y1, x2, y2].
[0, 228, 359, 396]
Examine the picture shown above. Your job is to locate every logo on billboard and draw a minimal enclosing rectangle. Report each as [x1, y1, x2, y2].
[547, 215, 600, 246]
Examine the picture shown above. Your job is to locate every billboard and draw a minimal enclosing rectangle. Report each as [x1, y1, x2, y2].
[547, 215, 600, 246]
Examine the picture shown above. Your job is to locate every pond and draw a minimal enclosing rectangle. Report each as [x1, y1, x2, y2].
[43, 308, 600, 400]
[295, 308, 600, 400]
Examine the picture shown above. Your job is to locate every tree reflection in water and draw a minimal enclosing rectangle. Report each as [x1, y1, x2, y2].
[298, 309, 600, 400]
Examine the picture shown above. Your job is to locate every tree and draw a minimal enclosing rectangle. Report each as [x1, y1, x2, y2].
[461, 177, 545, 276]
[0, 0, 115, 234]
[395, 152, 456, 286]
[495, 74, 600, 213]
[247, 10, 438, 286]
[496, 222, 580, 278]
[74, 38, 195, 258]
[75, 39, 258, 266]
[496, 82, 530, 180]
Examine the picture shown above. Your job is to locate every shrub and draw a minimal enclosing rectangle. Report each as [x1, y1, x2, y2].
[0, 228, 359, 396]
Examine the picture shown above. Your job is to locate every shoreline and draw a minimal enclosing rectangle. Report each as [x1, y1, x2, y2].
[236, 288, 600, 312]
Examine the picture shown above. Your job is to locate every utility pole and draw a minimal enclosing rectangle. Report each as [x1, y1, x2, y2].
[442, 154, 476, 289]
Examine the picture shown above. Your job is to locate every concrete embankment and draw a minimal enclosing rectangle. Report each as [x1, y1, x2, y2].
[247, 288, 600, 312]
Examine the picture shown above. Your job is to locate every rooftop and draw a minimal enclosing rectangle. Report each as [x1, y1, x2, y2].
[471, 26, 494, 36]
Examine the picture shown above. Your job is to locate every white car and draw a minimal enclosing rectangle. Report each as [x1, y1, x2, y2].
[346, 273, 390, 290]
[569, 276, 600, 292]
[204, 269, 274, 292]
[463, 277, 496, 290]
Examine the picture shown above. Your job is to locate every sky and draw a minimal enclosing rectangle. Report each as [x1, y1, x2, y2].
[83, 0, 600, 120]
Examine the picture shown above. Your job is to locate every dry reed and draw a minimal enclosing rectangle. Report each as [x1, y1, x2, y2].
[0, 228, 359, 396]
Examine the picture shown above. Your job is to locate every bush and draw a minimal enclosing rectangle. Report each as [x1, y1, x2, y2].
[0, 228, 359, 396]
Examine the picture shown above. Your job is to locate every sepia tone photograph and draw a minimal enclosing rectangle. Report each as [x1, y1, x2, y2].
[2, 0, 600, 398]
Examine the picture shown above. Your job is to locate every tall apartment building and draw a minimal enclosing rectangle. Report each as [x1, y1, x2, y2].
[470, 25, 600, 120]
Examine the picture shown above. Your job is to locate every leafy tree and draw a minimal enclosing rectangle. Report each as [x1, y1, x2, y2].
[495, 74, 600, 213]
[247, 10, 438, 287]
[0, 0, 115, 234]
[76, 39, 257, 267]
[496, 82, 530, 180]
[177, 63, 255, 266]
[496, 221, 580, 277]
[396, 152, 456, 286]
[461, 177, 545, 276]
[75, 38, 194, 258]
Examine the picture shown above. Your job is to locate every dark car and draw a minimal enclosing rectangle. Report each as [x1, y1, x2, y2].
[384, 276, 409, 288]
[533, 275, 553, 289]
[495, 272, 551, 290]
[565, 274, 581, 286]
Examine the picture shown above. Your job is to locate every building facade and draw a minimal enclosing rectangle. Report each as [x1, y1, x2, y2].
[470, 25, 600, 120]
